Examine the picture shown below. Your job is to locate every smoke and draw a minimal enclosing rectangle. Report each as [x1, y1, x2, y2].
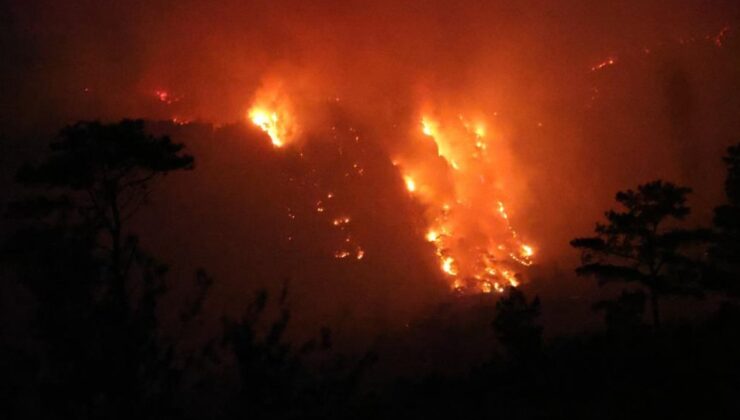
[3, 0, 740, 335]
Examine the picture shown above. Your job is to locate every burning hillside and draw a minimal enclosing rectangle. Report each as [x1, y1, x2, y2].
[3, 0, 739, 329]
[5, 3, 740, 416]
[246, 83, 535, 295]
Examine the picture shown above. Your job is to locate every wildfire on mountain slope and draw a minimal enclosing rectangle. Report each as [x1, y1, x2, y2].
[247, 87, 535, 295]
[396, 111, 534, 294]
[247, 83, 298, 148]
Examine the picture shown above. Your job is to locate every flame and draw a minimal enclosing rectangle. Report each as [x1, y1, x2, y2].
[713, 26, 731, 47]
[421, 117, 438, 137]
[334, 250, 350, 259]
[474, 125, 486, 138]
[501, 270, 519, 287]
[404, 175, 417, 192]
[392, 108, 535, 293]
[481, 281, 493, 293]
[247, 82, 296, 147]
[425, 230, 439, 242]
[421, 115, 460, 169]
[441, 256, 458, 276]
[521, 244, 534, 258]
[332, 216, 351, 226]
[590, 57, 617, 72]
[497, 201, 509, 220]
[155, 90, 169, 102]
[245, 84, 535, 294]
[249, 108, 283, 147]
[154, 89, 181, 105]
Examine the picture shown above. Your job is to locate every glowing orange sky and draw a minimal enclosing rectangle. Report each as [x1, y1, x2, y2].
[2, 0, 740, 331]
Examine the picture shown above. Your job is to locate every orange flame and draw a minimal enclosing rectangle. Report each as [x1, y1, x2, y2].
[247, 82, 296, 147]
[246, 83, 535, 294]
[404, 175, 417, 192]
[393, 108, 536, 293]
[249, 108, 284, 147]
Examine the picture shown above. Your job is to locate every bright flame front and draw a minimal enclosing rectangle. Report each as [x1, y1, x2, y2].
[398, 110, 535, 294]
[247, 82, 296, 148]
[249, 108, 283, 147]
[245, 85, 536, 295]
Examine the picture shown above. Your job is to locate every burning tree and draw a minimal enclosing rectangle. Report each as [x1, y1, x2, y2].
[570, 180, 705, 330]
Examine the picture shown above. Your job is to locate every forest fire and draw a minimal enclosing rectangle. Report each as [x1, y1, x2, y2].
[247, 87, 536, 294]
[590, 57, 617, 72]
[247, 83, 297, 148]
[394, 111, 535, 293]
[404, 175, 417, 192]
[249, 108, 284, 147]
[7, 2, 740, 416]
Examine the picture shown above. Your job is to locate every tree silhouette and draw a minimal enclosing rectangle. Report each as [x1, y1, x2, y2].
[3, 120, 194, 418]
[592, 289, 647, 336]
[711, 143, 740, 293]
[571, 180, 703, 330]
[492, 287, 542, 362]
[212, 282, 376, 419]
[15, 119, 193, 286]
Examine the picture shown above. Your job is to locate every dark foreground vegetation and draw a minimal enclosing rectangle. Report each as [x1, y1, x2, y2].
[2, 120, 740, 419]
